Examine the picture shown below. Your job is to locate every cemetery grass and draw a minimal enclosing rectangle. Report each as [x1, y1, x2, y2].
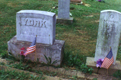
[0, 69, 44, 80]
[0, 0, 121, 79]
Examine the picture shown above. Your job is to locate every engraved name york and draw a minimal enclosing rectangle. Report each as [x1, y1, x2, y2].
[20, 17, 47, 28]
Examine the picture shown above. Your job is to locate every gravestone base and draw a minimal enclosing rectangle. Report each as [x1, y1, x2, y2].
[7, 36, 65, 66]
[56, 16, 73, 23]
[86, 57, 121, 75]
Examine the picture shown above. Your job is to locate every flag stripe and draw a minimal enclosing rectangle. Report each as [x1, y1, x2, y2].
[101, 48, 114, 69]
[101, 57, 114, 69]
[24, 37, 36, 56]
[27, 46, 36, 50]
[24, 46, 36, 55]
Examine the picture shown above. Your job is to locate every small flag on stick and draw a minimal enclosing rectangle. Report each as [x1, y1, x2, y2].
[24, 37, 36, 56]
[101, 48, 114, 69]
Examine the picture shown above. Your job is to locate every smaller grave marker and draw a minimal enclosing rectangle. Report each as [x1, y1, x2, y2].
[57, 0, 73, 23]
[58, 0, 70, 19]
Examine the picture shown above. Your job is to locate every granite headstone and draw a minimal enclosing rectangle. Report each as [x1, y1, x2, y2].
[16, 10, 56, 45]
[8, 10, 65, 66]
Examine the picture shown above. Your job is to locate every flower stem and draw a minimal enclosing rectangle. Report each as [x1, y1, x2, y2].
[97, 67, 100, 74]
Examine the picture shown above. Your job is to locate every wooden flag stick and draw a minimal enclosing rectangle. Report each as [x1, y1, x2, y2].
[107, 69, 108, 76]
[35, 35, 37, 61]
[20, 54, 22, 62]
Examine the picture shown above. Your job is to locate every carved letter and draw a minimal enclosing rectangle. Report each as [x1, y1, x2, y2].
[25, 19, 28, 26]
[40, 21, 46, 28]
[35, 21, 38, 27]
[29, 20, 34, 26]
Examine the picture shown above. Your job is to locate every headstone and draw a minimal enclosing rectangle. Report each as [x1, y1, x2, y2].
[94, 10, 121, 64]
[16, 10, 56, 45]
[58, 0, 70, 19]
[8, 10, 65, 66]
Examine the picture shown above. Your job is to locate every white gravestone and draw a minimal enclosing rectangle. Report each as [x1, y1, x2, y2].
[16, 10, 56, 45]
[94, 10, 121, 64]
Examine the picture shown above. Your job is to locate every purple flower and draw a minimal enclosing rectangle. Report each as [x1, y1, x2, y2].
[96, 59, 104, 68]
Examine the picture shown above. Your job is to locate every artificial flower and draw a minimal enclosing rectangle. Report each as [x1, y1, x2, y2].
[96, 59, 104, 68]
[20, 47, 26, 55]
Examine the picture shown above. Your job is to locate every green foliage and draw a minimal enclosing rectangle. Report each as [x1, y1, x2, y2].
[44, 55, 58, 66]
[35, 70, 43, 74]
[113, 70, 121, 79]
[30, 74, 45, 80]
[80, 64, 93, 74]
[72, 76, 78, 80]
[12, 62, 32, 71]
[63, 51, 86, 67]
[1, 53, 8, 59]
[0, 69, 44, 80]
[6, 54, 18, 61]
[93, 78, 97, 80]
[0, 62, 5, 65]
[63, 51, 93, 74]
[46, 72, 57, 76]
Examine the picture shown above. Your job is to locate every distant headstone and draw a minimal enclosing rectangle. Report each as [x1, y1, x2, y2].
[94, 10, 121, 64]
[16, 10, 56, 45]
[58, 0, 70, 19]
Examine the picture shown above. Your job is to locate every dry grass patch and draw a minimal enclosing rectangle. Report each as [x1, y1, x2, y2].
[62, 31, 96, 56]
[0, 12, 2, 14]
[84, 15, 94, 17]
[94, 20, 99, 23]
[3, 25, 10, 28]
[20, 1, 28, 4]
[7, 2, 23, 7]
[75, 18, 83, 21]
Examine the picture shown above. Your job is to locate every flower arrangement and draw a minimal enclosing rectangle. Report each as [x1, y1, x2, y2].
[98, 0, 101, 2]
[20, 47, 26, 55]
[98, 0, 105, 2]
[96, 58, 104, 74]
[96, 59, 104, 68]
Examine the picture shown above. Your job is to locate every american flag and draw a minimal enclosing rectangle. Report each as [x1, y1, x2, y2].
[101, 48, 114, 69]
[24, 37, 36, 56]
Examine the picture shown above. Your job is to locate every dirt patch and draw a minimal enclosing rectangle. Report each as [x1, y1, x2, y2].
[83, 13, 99, 17]
[85, 15, 94, 17]
[77, 30, 87, 34]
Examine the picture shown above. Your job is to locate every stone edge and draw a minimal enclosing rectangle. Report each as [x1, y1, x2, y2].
[56, 16, 73, 23]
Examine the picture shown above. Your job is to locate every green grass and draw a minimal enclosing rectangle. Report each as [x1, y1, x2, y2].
[0, 0, 121, 58]
[113, 70, 121, 79]
[0, 69, 44, 80]
[0, 0, 121, 78]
